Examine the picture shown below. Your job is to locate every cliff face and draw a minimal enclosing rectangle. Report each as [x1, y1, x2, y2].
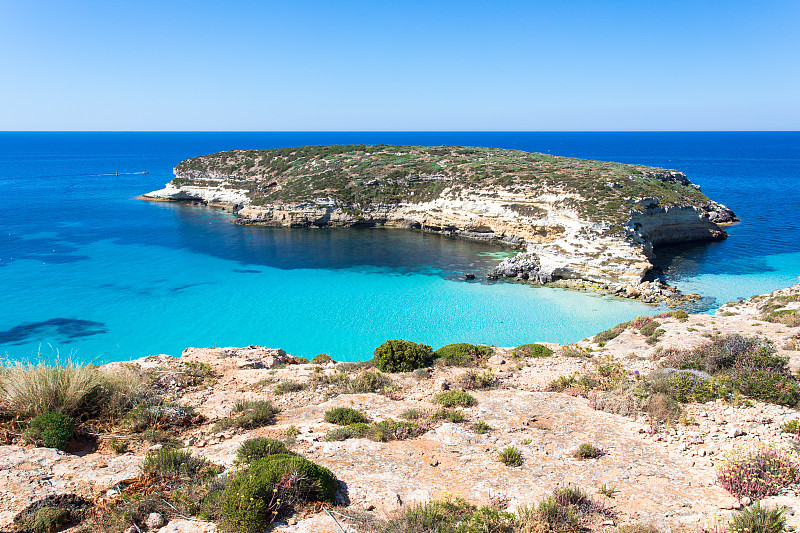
[142, 145, 737, 292]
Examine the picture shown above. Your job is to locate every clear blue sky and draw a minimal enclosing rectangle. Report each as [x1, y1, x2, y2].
[1, 1, 797, 131]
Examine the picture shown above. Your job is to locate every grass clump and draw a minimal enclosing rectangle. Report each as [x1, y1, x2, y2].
[24, 506, 70, 533]
[433, 390, 477, 408]
[26, 411, 75, 450]
[125, 402, 203, 433]
[216, 400, 278, 431]
[498, 445, 523, 466]
[374, 494, 515, 532]
[324, 407, 367, 425]
[323, 419, 427, 442]
[143, 448, 219, 479]
[459, 369, 498, 390]
[512, 343, 553, 358]
[519, 485, 609, 531]
[729, 501, 786, 533]
[782, 419, 800, 434]
[236, 437, 290, 464]
[434, 343, 493, 366]
[274, 380, 306, 394]
[373, 339, 434, 372]
[593, 322, 631, 345]
[574, 443, 605, 459]
[473, 420, 491, 434]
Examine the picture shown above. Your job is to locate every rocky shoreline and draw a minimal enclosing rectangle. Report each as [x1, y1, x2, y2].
[2, 281, 799, 532]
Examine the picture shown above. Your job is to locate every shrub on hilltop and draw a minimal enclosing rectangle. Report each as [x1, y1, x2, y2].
[373, 339, 434, 372]
[512, 343, 553, 359]
[434, 343, 493, 366]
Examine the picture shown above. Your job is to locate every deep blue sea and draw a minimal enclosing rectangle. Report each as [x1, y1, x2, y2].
[1, 132, 798, 364]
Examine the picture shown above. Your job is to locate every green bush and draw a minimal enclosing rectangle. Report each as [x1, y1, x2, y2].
[498, 445, 523, 466]
[512, 343, 554, 358]
[311, 354, 332, 365]
[236, 437, 290, 464]
[27, 411, 74, 450]
[23, 506, 69, 533]
[666, 372, 718, 403]
[433, 390, 477, 408]
[639, 321, 661, 337]
[373, 340, 434, 372]
[143, 448, 218, 479]
[782, 419, 800, 434]
[324, 407, 367, 425]
[720, 369, 800, 406]
[323, 422, 370, 442]
[292, 357, 310, 364]
[219, 454, 337, 532]
[574, 443, 605, 459]
[434, 343, 493, 366]
[473, 420, 491, 434]
[730, 501, 786, 533]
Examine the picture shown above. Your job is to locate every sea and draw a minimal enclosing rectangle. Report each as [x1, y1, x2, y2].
[1, 132, 798, 364]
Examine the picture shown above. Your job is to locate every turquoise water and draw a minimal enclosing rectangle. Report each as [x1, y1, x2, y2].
[1, 132, 797, 363]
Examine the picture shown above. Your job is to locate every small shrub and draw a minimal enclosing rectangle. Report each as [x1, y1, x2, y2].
[376, 495, 514, 533]
[719, 368, 800, 406]
[433, 390, 477, 408]
[323, 422, 370, 442]
[598, 484, 617, 498]
[27, 411, 74, 450]
[233, 400, 278, 429]
[473, 420, 491, 434]
[574, 443, 605, 459]
[459, 369, 498, 390]
[782, 419, 800, 434]
[373, 339, 434, 372]
[311, 354, 332, 365]
[125, 402, 202, 432]
[23, 506, 69, 533]
[237, 437, 290, 464]
[324, 407, 367, 425]
[434, 343, 493, 366]
[632, 315, 653, 330]
[108, 437, 128, 454]
[717, 446, 798, 499]
[729, 501, 786, 533]
[413, 368, 430, 380]
[430, 409, 465, 423]
[291, 356, 310, 364]
[219, 454, 337, 532]
[143, 448, 218, 479]
[561, 344, 592, 357]
[274, 380, 306, 395]
[285, 425, 299, 438]
[639, 321, 661, 337]
[548, 374, 577, 392]
[349, 370, 391, 393]
[498, 445, 523, 466]
[666, 372, 718, 403]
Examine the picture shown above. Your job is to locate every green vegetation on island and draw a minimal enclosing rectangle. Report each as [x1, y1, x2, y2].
[172, 144, 712, 224]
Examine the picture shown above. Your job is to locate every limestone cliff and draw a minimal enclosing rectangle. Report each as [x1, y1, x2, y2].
[142, 145, 737, 291]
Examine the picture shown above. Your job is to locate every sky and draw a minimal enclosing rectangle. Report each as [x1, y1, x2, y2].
[1, 1, 798, 131]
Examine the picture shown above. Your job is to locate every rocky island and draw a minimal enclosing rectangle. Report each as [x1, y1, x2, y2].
[142, 145, 737, 302]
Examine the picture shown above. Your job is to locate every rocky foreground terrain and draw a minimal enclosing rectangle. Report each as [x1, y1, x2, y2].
[142, 145, 737, 300]
[2, 282, 799, 533]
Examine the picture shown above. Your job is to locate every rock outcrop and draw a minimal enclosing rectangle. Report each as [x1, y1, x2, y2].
[142, 145, 737, 291]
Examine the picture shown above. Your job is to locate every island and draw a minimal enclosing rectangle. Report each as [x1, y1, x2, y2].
[143, 145, 737, 302]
